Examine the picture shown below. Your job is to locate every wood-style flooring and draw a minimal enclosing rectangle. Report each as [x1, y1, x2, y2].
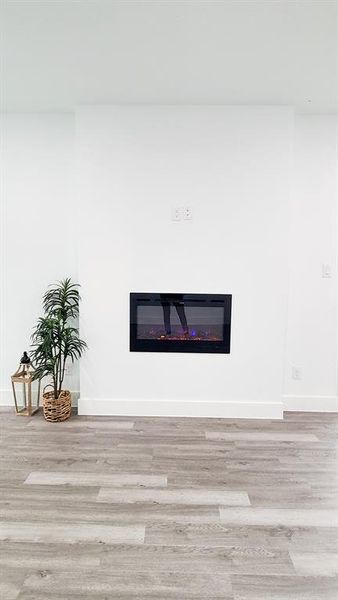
[0, 409, 337, 599]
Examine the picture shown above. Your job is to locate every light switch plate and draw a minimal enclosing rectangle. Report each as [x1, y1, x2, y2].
[171, 207, 182, 221]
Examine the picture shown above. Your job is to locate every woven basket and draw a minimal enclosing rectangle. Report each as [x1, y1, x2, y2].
[42, 390, 71, 422]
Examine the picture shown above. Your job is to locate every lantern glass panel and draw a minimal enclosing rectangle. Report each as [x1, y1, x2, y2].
[13, 379, 40, 412]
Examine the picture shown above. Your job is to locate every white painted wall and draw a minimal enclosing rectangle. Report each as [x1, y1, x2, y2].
[284, 116, 338, 412]
[1, 110, 337, 415]
[77, 106, 293, 418]
[0, 114, 79, 404]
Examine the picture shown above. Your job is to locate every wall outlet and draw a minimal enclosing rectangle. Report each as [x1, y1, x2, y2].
[322, 264, 332, 278]
[292, 366, 302, 380]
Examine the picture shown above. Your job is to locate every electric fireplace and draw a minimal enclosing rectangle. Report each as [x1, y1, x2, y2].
[130, 293, 232, 353]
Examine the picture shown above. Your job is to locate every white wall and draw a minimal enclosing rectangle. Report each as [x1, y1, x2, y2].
[1, 110, 337, 416]
[0, 114, 79, 404]
[284, 116, 338, 411]
[77, 106, 293, 418]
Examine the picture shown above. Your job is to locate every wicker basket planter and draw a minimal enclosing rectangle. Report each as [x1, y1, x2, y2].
[42, 390, 71, 422]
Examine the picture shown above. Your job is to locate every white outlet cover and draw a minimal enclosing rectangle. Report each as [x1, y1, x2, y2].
[292, 367, 302, 380]
[322, 264, 332, 278]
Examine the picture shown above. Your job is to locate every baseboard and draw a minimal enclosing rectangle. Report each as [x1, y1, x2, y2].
[0, 389, 80, 407]
[78, 397, 283, 419]
[3, 389, 335, 416]
[283, 395, 338, 412]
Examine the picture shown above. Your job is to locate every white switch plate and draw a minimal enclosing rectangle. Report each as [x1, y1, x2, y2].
[171, 206, 193, 221]
[171, 207, 182, 221]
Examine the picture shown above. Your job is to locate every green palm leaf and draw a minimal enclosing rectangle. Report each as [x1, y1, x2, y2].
[31, 278, 87, 399]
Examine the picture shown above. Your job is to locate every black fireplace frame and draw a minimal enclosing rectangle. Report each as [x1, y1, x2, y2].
[130, 293, 232, 354]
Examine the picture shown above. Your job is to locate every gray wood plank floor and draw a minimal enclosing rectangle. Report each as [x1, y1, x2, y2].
[0, 409, 337, 599]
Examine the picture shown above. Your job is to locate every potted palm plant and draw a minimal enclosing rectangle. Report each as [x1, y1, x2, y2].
[31, 278, 87, 422]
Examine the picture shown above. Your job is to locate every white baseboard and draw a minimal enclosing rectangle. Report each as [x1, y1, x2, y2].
[0, 389, 80, 407]
[78, 398, 283, 419]
[3, 389, 336, 416]
[283, 395, 338, 412]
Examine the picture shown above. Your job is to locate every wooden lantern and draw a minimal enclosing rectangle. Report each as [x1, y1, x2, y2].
[11, 352, 40, 416]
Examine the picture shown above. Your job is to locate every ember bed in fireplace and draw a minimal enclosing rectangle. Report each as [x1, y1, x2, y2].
[130, 293, 232, 353]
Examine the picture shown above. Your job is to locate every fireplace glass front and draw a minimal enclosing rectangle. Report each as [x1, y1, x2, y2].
[130, 293, 232, 353]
